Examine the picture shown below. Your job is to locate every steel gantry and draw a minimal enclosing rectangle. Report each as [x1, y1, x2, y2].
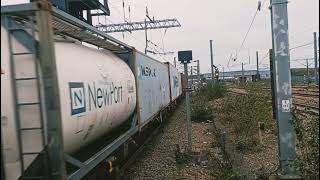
[96, 18, 181, 33]
[97, 18, 181, 55]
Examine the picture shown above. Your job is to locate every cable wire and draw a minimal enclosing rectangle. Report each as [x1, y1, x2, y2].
[227, 0, 266, 69]
[236, 0, 266, 59]
[102, 1, 172, 61]
[289, 42, 313, 51]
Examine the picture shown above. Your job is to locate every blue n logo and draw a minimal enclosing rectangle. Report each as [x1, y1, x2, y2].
[69, 82, 86, 115]
[73, 90, 83, 106]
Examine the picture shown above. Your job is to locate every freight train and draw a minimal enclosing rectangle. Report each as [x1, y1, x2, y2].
[1, 3, 184, 179]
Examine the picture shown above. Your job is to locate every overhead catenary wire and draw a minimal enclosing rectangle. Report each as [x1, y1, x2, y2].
[227, 52, 235, 71]
[236, 0, 266, 60]
[260, 50, 270, 65]
[105, 1, 171, 60]
[160, 28, 168, 54]
[291, 57, 314, 61]
[227, 0, 266, 70]
[237, 10, 259, 56]
[289, 42, 313, 51]
[293, 59, 314, 67]
[257, 40, 315, 65]
[100, 0, 174, 61]
[108, 1, 130, 23]
[143, 1, 175, 60]
[98, 16, 148, 50]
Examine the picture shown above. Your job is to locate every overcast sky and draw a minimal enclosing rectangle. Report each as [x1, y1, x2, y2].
[2, 0, 319, 73]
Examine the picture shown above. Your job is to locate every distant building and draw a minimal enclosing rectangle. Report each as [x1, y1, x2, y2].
[197, 67, 317, 83]
[200, 70, 270, 81]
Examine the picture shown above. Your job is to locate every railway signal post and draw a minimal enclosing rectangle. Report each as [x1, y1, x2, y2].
[269, 0, 299, 178]
[178, 50, 193, 152]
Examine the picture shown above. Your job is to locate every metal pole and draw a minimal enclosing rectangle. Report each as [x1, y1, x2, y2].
[144, 18, 148, 54]
[269, 0, 275, 58]
[86, 10, 92, 25]
[209, 40, 214, 82]
[1, 132, 4, 180]
[313, 32, 318, 85]
[197, 60, 200, 84]
[174, 57, 177, 67]
[223, 67, 225, 81]
[190, 65, 193, 86]
[270, 0, 297, 176]
[183, 63, 192, 152]
[256, 51, 260, 78]
[36, 2, 67, 178]
[306, 59, 309, 85]
[241, 62, 244, 84]
[248, 49, 251, 64]
[270, 49, 277, 120]
[269, 0, 278, 121]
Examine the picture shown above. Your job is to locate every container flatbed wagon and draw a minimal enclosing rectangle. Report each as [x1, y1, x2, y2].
[1, 26, 137, 180]
[1, 2, 184, 179]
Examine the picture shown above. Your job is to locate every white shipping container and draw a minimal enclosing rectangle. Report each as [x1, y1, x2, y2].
[55, 42, 136, 153]
[134, 51, 170, 126]
[165, 62, 182, 101]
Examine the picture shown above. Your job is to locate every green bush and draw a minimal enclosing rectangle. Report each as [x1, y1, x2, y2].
[235, 136, 258, 152]
[217, 93, 273, 152]
[199, 80, 226, 100]
[191, 95, 213, 121]
[189, 80, 225, 122]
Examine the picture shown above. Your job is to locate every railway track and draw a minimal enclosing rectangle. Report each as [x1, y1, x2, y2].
[229, 86, 319, 99]
[293, 92, 319, 98]
[118, 121, 163, 178]
[227, 88, 319, 114]
[293, 102, 319, 114]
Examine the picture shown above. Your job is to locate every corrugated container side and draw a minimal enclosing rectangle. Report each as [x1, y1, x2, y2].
[181, 73, 187, 91]
[134, 51, 170, 126]
[165, 62, 181, 101]
[178, 73, 182, 96]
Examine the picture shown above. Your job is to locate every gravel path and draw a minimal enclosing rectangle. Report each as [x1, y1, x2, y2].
[122, 101, 218, 180]
[123, 93, 279, 180]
